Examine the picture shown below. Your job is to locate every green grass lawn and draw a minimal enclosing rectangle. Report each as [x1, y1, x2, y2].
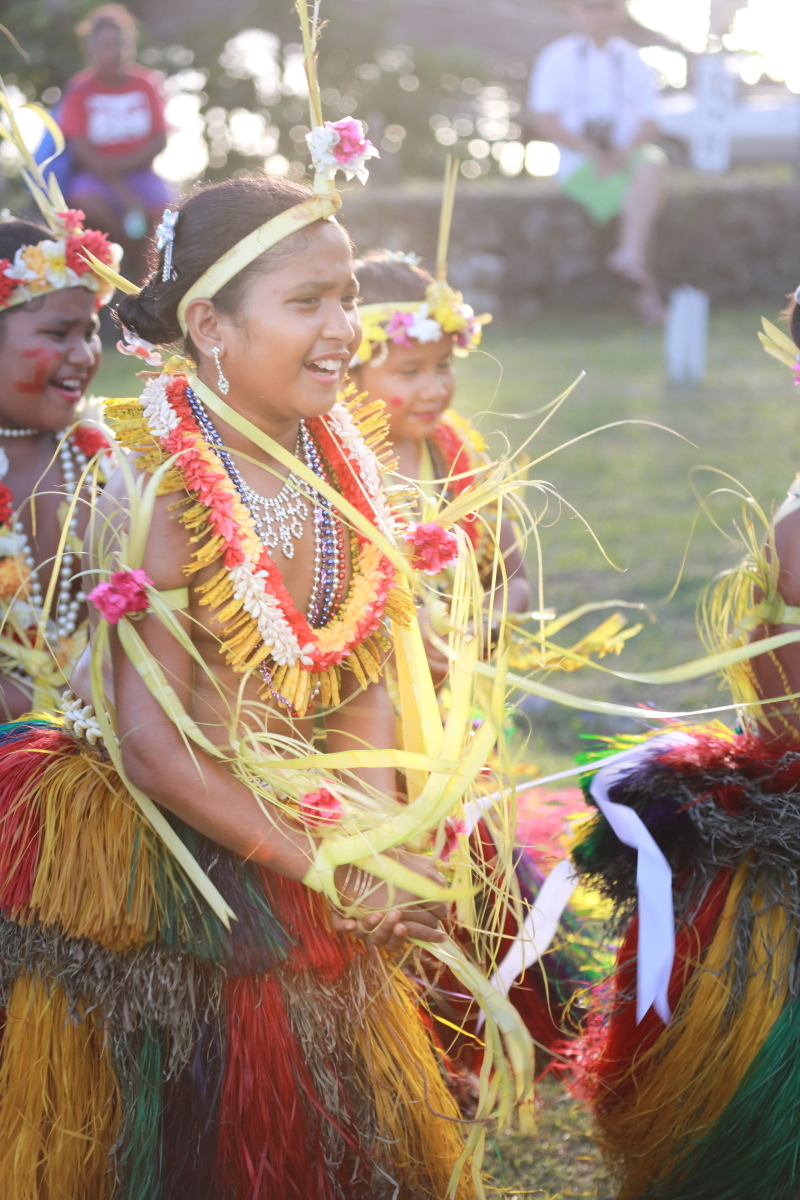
[454, 304, 798, 722]
[486, 1076, 609, 1199]
[89, 307, 791, 1198]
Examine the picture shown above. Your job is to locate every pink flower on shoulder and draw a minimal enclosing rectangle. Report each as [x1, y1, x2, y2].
[405, 521, 459, 575]
[299, 787, 345, 830]
[88, 568, 153, 624]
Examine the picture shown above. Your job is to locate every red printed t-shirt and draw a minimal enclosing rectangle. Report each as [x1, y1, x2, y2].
[60, 66, 167, 159]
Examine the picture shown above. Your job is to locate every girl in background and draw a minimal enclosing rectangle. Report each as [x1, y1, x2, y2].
[0, 212, 117, 717]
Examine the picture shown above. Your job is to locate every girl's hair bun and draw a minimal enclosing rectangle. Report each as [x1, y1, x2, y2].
[114, 174, 317, 353]
[117, 283, 179, 345]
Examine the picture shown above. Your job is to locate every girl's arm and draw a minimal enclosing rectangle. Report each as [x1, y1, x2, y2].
[97, 480, 445, 945]
[0, 677, 35, 722]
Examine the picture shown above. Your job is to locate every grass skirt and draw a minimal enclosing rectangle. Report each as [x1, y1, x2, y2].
[0, 719, 474, 1200]
[570, 727, 800, 1200]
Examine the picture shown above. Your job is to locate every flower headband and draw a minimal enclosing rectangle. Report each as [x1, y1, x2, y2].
[350, 158, 491, 367]
[0, 88, 121, 312]
[85, 1, 378, 346]
[352, 282, 490, 366]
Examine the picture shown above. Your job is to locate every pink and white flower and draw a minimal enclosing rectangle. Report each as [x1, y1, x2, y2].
[406, 303, 445, 345]
[405, 522, 459, 575]
[306, 118, 379, 184]
[118, 326, 163, 366]
[88, 568, 153, 624]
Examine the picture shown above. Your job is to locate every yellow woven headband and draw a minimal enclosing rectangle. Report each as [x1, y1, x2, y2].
[85, 184, 343, 336]
[175, 187, 341, 335]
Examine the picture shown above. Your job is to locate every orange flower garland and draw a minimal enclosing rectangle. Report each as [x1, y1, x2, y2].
[104, 374, 413, 715]
[430, 408, 495, 568]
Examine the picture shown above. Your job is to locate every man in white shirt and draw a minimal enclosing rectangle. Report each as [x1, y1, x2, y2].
[529, 0, 667, 323]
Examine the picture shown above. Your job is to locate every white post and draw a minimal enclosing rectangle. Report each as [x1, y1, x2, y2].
[665, 287, 709, 384]
[690, 54, 737, 174]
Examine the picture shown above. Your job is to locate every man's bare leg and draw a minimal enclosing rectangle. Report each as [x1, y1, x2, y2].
[607, 157, 667, 323]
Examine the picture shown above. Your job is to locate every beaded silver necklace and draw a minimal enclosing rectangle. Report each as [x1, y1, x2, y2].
[238, 438, 310, 560]
[1, 431, 87, 640]
[184, 401, 311, 560]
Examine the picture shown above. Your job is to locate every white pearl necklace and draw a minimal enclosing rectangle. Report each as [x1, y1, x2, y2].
[0, 427, 39, 437]
[8, 432, 87, 641]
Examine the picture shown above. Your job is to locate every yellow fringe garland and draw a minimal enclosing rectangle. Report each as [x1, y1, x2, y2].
[0, 975, 120, 1200]
[597, 861, 795, 1198]
[355, 964, 477, 1200]
[105, 389, 412, 718]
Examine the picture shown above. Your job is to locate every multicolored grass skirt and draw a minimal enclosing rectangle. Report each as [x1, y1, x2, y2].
[0, 720, 474, 1200]
[570, 727, 800, 1200]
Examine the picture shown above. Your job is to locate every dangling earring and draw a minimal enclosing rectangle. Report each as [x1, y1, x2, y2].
[211, 346, 230, 395]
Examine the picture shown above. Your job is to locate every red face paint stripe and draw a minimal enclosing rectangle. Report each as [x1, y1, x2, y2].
[15, 348, 61, 394]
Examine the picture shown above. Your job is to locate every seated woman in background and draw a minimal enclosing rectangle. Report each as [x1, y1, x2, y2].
[60, 4, 171, 283]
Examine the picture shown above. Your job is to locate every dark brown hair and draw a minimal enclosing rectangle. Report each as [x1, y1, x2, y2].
[353, 250, 434, 305]
[786, 291, 800, 350]
[77, 4, 137, 42]
[117, 175, 319, 353]
[0, 220, 54, 346]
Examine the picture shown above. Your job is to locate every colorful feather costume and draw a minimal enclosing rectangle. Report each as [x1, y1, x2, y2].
[568, 318, 800, 1198]
[0, 718, 479, 1200]
[0, 344, 543, 1196]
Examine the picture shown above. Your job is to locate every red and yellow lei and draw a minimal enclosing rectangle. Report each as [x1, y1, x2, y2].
[105, 374, 413, 716]
[429, 408, 495, 571]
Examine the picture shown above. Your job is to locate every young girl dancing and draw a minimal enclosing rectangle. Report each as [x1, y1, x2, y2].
[0, 205, 117, 716]
[0, 10, 533, 1196]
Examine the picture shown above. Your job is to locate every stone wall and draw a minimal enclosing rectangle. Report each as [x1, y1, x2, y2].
[339, 170, 800, 319]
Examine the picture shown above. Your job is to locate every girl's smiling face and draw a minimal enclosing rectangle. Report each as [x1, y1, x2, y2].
[187, 220, 361, 437]
[0, 288, 102, 431]
[354, 333, 455, 442]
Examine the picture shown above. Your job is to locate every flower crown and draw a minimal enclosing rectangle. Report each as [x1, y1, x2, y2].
[0, 209, 120, 313]
[350, 158, 491, 367]
[352, 279, 490, 366]
[0, 88, 121, 312]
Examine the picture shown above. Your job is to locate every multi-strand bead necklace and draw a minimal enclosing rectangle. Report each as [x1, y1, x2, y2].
[0, 426, 87, 640]
[184, 387, 347, 629]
